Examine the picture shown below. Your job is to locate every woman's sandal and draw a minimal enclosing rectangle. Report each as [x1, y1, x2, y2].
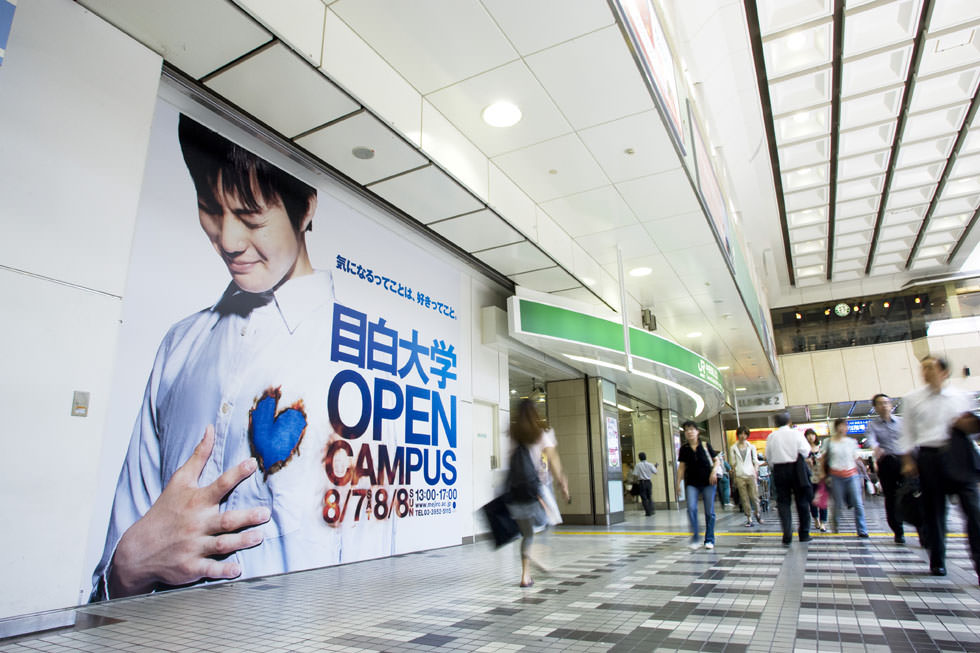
[519, 579, 534, 588]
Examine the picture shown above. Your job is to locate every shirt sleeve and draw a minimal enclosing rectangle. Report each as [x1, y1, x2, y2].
[90, 333, 171, 601]
[899, 395, 916, 453]
[865, 422, 879, 450]
[797, 432, 810, 458]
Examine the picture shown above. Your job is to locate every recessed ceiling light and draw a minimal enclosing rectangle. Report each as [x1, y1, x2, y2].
[735, 387, 747, 392]
[786, 31, 807, 51]
[482, 101, 522, 127]
[717, 365, 730, 370]
[582, 277, 596, 286]
[687, 331, 702, 338]
[629, 267, 652, 277]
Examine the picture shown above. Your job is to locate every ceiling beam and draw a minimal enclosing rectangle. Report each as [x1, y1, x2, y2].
[946, 204, 980, 265]
[907, 85, 980, 268]
[743, 0, 795, 285]
[826, 0, 845, 280]
[864, 0, 934, 275]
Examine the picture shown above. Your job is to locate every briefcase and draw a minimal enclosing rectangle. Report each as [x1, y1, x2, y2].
[897, 478, 923, 528]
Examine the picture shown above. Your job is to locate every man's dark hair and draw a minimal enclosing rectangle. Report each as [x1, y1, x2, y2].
[833, 418, 847, 430]
[773, 412, 790, 427]
[681, 420, 699, 430]
[638, 452, 647, 461]
[178, 114, 315, 232]
[871, 393, 890, 406]
[736, 425, 750, 437]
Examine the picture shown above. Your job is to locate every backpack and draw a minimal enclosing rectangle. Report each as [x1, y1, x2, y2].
[507, 444, 540, 502]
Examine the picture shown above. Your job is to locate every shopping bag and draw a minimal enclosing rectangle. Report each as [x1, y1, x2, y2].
[629, 482, 642, 497]
[481, 495, 520, 547]
[811, 482, 828, 510]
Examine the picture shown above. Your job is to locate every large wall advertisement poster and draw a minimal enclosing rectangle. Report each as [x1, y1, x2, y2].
[689, 105, 733, 267]
[88, 99, 463, 600]
[617, 0, 685, 153]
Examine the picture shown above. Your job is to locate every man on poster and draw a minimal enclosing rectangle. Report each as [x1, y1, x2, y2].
[93, 115, 352, 599]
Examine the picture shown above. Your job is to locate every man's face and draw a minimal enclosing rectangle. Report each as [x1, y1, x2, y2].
[737, 431, 747, 442]
[198, 173, 309, 293]
[873, 396, 892, 418]
[921, 358, 947, 387]
[684, 426, 699, 441]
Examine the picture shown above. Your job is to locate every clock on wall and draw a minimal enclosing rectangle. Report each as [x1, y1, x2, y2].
[834, 302, 851, 317]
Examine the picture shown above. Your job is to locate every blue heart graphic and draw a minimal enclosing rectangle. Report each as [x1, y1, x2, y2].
[248, 390, 307, 477]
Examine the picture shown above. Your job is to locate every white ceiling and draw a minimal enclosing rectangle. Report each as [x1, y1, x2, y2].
[89, 0, 980, 403]
[735, 0, 980, 292]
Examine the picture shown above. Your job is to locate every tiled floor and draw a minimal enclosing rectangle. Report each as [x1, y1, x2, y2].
[3, 497, 980, 652]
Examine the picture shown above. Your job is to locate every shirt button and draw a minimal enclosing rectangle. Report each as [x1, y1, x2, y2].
[241, 327, 247, 336]
[221, 402, 231, 415]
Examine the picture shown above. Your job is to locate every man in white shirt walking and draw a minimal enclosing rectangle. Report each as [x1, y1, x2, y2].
[900, 356, 980, 582]
[631, 452, 658, 516]
[867, 393, 905, 543]
[765, 413, 812, 545]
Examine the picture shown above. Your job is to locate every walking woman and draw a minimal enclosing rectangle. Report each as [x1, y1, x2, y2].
[730, 426, 762, 526]
[506, 399, 566, 587]
[805, 429, 828, 532]
[676, 420, 722, 549]
[825, 418, 869, 538]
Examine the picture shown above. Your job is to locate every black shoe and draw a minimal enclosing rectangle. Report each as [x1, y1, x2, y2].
[782, 538, 792, 546]
[894, 534, 906, 544]
[930, 566, 947, 576]
[858, 532, 870, 539]
[799, 534, 812, 542]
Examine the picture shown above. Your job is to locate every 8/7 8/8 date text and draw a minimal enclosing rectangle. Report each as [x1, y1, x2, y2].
[322, 487, 458, 524]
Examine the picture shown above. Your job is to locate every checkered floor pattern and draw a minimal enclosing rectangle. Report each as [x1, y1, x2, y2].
[3, 498, 979, 652]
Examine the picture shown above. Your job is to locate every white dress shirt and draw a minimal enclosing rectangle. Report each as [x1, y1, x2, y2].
[93, 271, 401, 597]
[900, 384, 975, 451]
[765, 426, 810, 464]
[632, 460, 657, 481]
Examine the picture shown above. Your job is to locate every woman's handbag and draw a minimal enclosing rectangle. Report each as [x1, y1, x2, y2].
[480, 495, 520, 547]
[812, 482, 829, 510]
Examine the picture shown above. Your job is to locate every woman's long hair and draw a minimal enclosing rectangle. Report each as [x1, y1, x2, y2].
[511, 399, 545, 446]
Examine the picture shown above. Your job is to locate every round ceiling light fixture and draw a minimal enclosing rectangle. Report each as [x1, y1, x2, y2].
[351, 146, 375, 160]
[629, 267, 652, 277]
[482, 101, 522, 127]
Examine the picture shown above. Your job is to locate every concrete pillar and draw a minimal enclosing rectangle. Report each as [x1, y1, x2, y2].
[545, 378, 593, 525]
[546, 377, 626, 525]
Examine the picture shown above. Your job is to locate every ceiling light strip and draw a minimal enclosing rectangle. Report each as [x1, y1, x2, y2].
[907, 84, 980, 267]
[864, 0, 935, 275]
[743, 0, 795, 285]
[826, 0, 845, 280]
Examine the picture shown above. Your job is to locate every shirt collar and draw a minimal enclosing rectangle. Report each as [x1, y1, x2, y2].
[211, 270, 334, 333]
